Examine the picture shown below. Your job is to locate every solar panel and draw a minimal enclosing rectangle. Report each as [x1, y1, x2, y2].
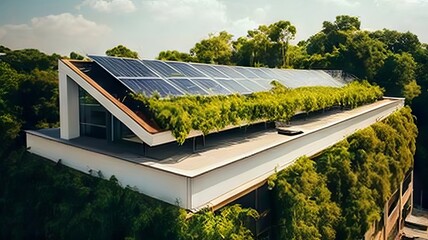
[89, 55, 157, 77]
[121, 58, 158, 77]
[89, 55, 131, 77]
[167, 78, 208, 95]
[192, 79, 231, 95]
[212, 65, 245, 79]
[237, 79, 267, 92]
[142, 60, 182, 77]
[261, 68, 286, 81]
[119, 78, 183, 97]
[215, 79, 251, 94]
[252, 79, 274, 89]
[88, 55, 346, 99]
[165, 61, 206, 78]
[232, 66, 259, 79]
[190, 63, 228, 78]
[248, 68, 276, 79]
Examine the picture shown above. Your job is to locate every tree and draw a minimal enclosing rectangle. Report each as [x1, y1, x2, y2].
[191, 31, 234, 65]
[0, 62, 21, 154]
[232, 21, 296, 68]
[106, 45, 138, 59]
[268, 20, 297, 67]
[70, 51, 85, 60]
[157, 50, 195, 62]
[182, 205, 258, 240]
[376, 52, 420, 100]
[370, 29, 420, 54]
[0, 48, 60, 73]
[271, 157, 340, 240]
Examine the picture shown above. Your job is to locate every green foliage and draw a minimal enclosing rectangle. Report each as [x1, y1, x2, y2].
[272, 157, 340, 240]
[157, 50, 196, 62]
[232, 21, 296, 67]
[403, 80, 421, 102]
[376, 52, 420, 99]
[270, 107, 417, 239]
[69, 51, 85, 60]
[182, 205, 258, 240]
[0, 62, 23, 154]
[106, 45, 139, 59]
[370, 29, 420, 54]
[0, 48, 60, 153]
[191, 31, 234, 65]
[0, 47, 60, 73]
[134, 81, 383, 144]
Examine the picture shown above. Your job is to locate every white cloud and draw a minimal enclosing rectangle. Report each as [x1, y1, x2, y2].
[318, 0, 360, 7]
[376, 0, 428, 3]
[0, 13, 111, 55]
[230, 17, 258, 37]
[144, 0, 227, 23]
[226, 6, 271, 39]
[78, 0, 136, 13]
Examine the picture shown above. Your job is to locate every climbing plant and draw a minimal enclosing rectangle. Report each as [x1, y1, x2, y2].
[269, 107, 417, 239]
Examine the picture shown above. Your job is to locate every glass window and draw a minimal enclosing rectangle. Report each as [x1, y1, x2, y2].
[79, 87, 107, 139]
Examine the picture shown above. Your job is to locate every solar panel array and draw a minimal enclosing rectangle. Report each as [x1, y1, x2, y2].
[88, 55, 346, 98]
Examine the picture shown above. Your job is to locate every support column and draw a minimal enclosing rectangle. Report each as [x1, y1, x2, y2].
[59, 73, 80, 140]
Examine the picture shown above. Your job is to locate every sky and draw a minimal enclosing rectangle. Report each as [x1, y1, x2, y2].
[0, 0, 427, 59]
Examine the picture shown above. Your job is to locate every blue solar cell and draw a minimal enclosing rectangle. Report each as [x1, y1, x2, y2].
[191, 64, 228, 78]
[142, 60, 182, 77]
[122, 58, 158, 77]
[192, 79, 231, 95]
[89, 55, 345, 97]
[212, 65, 245, 78]
[215, 79, 251, 94]
[167, 78, 208, 95]
[120, 78, 183, 97]
[89, 55, 130, 77]
[90, 55, 157, 77]
[231, 66, 259, 79]
[165, 62, 206, 77]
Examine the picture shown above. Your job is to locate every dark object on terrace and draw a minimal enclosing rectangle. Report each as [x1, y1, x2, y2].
[276, 128, 303, 136]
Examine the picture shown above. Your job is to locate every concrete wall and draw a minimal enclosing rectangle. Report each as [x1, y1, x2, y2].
[27, 132, 190, 208]
[59, 72, 79, 140]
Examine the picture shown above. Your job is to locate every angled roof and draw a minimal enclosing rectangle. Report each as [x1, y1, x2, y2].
[61, 57, 350, 146]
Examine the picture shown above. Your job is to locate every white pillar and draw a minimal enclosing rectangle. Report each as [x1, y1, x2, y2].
[59, 72, 80, 140]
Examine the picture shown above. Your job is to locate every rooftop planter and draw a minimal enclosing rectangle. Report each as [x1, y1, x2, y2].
[134, 81, 383, 144]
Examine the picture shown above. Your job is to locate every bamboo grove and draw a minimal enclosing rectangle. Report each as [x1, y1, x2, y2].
[134, 81, 383, 144]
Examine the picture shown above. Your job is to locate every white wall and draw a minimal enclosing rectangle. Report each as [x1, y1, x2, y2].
[27, 133, 190, 208]
[59, 72, 80, 140]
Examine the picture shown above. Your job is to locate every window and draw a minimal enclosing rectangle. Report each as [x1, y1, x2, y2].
[79, 87, 107, 139]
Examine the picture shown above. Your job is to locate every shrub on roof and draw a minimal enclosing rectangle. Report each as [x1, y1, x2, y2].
[134, 81, 384, 144]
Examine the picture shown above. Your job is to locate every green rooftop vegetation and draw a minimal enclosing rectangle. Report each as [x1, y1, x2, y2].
[134, 81, 383, 144]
